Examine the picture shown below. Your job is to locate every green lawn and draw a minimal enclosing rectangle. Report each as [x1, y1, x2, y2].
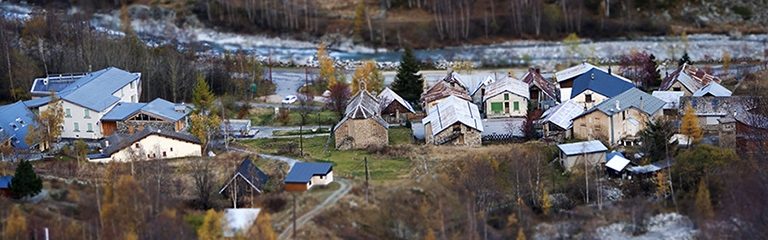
[250, 109, 339, 126]
[389, 127, 413, 145]
[243, 135, 411, 181]
[273, 127, 332, 136]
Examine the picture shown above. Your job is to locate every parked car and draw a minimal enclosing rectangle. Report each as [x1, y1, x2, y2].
[282, 95, 298, 104]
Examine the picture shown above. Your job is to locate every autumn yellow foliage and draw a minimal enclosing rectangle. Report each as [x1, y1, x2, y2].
[680, 103, 702, 143]
[318, 43, 337, 88]
[198, 209, 223, 240]
[351, 60, 383, 95]
[2, 205, 27, 240]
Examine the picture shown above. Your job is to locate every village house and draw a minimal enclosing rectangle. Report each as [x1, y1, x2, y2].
[554, 63, 633, 104]
[284, 162, 334, 192]
[557, 140, 608, 172]
[538, 99, 584, 141]
[692, 82, 732, 97]
[679, 96, 755, 132]
[422, 95, 484, 146]
[0, 101, 39, 155]
[652, 91, 685, 116]
[87, 128, 202, 162]
[482, 76, 530, 118]
[30, 67, 142, 139]
[334, 88, 389, 150]
[378, 87, 416, 124]
[605, 151, 632, 178]
[718, 116, 737, 148]
[100, 98, 190, 136]
[520, 68, 560, 110]
[572, 88, 666, 146]
[219, 158, 270, 207]
[420, 71, 472, 112]
[659, 63, 722, 96]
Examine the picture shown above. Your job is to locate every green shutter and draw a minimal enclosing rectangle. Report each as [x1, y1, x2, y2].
[513, 102, 519, 111]
[491, 102, 503, 113]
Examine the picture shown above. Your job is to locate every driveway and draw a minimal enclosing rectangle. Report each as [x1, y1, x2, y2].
[253, 125, 333, 139]
[278, 178, 352, 240]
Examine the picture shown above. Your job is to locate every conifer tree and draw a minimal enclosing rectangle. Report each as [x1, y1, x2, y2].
[392, 47, 424, 104]
[192, 75, 215, 114]
[695, 178, 714, 220]
[679, 52, 692, 67]
[10, 160, 42, 199]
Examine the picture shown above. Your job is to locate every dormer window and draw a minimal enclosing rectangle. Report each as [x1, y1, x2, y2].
[585, 94, 593, 103]
[10, 123, 17, 130]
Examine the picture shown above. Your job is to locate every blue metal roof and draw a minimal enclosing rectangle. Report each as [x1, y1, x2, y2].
[570, 69, 635, 99]
[606, 151, 625, 161]
[59, 67, 140, 111]
[101, 102, 146, 121]
[0, 101, 37, 149]
[284, 162, 333, 183]
[141, 98, 187, 122]
[22, 96, 52, 108]
[0, 176, 12, 189]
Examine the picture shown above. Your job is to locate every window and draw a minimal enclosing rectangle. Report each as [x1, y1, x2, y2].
[504, 102, 510, 113]
[504, 93, 509, 100]
[513, 101, 520, 111]
[65, 108, 71, 118]
[84, 109, 90, 119]
[74, 122, 80, 132]
[131, 95, 136, 102]
[622, 111, 626, 120]
[170, 147, 174, 152]
[162, 151, 167, 157]
[491, 102, 503, 113]
[673, 87, 681, 91]
[10, 124, 17, 130]
[87, 123, 93, 132]
[135, 143, 140, 148]
[585, 94, 593, 103]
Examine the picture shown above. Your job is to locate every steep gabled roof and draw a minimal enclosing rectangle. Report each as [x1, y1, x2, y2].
[539, 99, 584, 130]
[570, 69, 635, 99]
[482, 76, 530, 102]
[555, 62, 632, 83]
[422, 95, 483, 136]
[102, 98, 188, 122]
[58, 67, 140, 112]
[692, 82, 732, 97]
[219, 158, 270, 194]
[652, 91, 685, 110]
[285, 162, 333, 183]
[378, 87, 415, 113]
[660, 63, 721, 92]
[587, 88, 666, 117]
[421, 72, 472, 103]
[336, 89, 388, 129]
[521, 68, 560, 102]
[0, 101, 37, 149]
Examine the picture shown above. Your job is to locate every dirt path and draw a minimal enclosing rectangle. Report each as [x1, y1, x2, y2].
[278, 178, 352, 240]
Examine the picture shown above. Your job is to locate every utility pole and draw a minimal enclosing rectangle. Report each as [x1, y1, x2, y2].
[292, 193, 297, 238]
[364, 157, 370, 203]
[222, 102, 229, 151]
[268, 49, 273, 82]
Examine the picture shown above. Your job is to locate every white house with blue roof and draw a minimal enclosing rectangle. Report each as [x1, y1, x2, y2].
[33, 67, 142, 139]
[284, 162, 334, 192]
[555, 63, 634, 109]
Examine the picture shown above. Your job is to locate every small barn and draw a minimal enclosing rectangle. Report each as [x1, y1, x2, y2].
[605, 151, 631, 178]
[378, 87, 416, 124]
[0, 176, 12, 197]
[219, 158, 270, 206]
[557, 140, 608, 172]
[334, 89, 389, 150]
[538, 99, 584, 141]
[284, 162, 334, 192]
[422, 95, 484, 146]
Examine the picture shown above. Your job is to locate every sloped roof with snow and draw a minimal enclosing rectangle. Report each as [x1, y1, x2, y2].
[660, 63, 721, 92]
[483, 77, 530, 102]
[521, 68, 560, 102]
[652, 91, 685, 110]
[539, 99, 584, 130]
[587, 88, 666, 117]
[606, 153, 631, 171]
[570, 69, 635, 99]
[423, 95, 483, 136]
[378, 87, 415, 113]
[692, 82, 732, 97]
[558, 140, 608, 156]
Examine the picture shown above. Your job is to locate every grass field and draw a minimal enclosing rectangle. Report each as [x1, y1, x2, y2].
[243, 127, 414, 181]
[250, 108, 339, 126]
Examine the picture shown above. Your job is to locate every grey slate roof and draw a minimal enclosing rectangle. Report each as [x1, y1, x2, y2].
[378, 87, 416, 113]
[58, 67, 140, 112]
[284, 162, 333, 183]
[587, 88, 666, 117]
[336, 89, 388, 129]
[679, 96, 755, 117]
[651, 91, 685, 110]
[0, 101, 37, 149]
[482, 76, 530, 102]
[539, 99, 584, 130]
[102, 98, 187, 122]
[520, 68, 560, 102]
[97, 128, 201, 157]
[422, 95, 484, 136]
[558, 140, 608, 156]
[692, 82, 732, 97]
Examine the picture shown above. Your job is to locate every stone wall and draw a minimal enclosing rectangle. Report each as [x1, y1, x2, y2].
[117, 120, 177, 135]
[427, 123, 482, 147]
[335, 118, 388, 150]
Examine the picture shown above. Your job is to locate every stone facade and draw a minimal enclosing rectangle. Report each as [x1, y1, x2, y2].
[117, 121, 177, 135]
[573, 108, 660, 145]
[335, 118, 388, 150]
[425, 122, 482, 147]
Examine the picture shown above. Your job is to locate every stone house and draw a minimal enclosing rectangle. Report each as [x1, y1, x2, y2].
[572, 88, 666, 146]
[378, 87, 416, 124]
[420, 71, 472, 112]
[100, 98, 190, 136]
[557, 140, 608, 172]
[334, 89, 389, 150]
[520, 68, 560, 110]
[659, 63, 722, 96]
[652, 91, 685, 116]
[678, 96, 755, 132]
[483, 76, 530, 118]
[422, 95, 484, 146]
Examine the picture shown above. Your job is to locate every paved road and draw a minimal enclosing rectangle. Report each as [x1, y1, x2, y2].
[253, 125, 333, 139]
[278, 178, 352, 240]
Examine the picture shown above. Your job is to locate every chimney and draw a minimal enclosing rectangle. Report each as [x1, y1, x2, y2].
[104, 140, 110, 147]
[608, 66, 612, 75]
[615, 100, 621, 111]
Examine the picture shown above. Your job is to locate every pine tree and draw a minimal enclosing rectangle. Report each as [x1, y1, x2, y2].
[198, 209, 223, 240]
[2, 205, 27, 240]
[680, 103, 702, 144]
[352, 60, 383, 95]
[318, 43, 337, 88]
[10, 160, 42, 199]
[192, 74, 215, 114]
[679, 52, 691, 67]
[695, 178, 714, 220]
[391, 47, 424, 104]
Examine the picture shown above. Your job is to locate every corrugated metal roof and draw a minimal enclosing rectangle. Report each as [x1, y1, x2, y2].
[558, 140, 607, 156]
[589, 88, 666, 116]
[606, 152, 630, 171]
[482, 76, 530, 102]
[421, 73, 472, 103]
[101, 102, 146, 121]
[284, 162, 332, 183]
[423, 95, 484, 136]
[652, 91, 684, 109]
[539, 99, 584, 130]
[692, 82, 732, 97]
[141, 98, 187, 121]
[555, 63, 632, 83]
[0, 176, 12, 189]
[22, 96, 52, 108]
[660, 63, 721, 92]
[378, 87, 415, 113]
[59, 67, 140, 112]
[0, 101, 37, 149]
[520, 68, 560, 102]
[570, 68, 635, 99]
